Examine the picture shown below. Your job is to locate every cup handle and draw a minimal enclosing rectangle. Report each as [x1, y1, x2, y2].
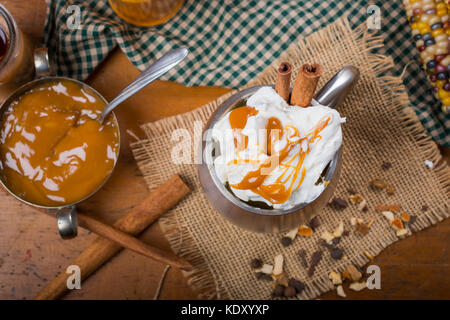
[33, 48, 52, 78]
[315, 65, 359, 109]
[56, 206, 78, 239]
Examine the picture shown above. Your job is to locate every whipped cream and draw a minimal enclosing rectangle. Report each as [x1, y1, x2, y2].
[211, 87, 344, 209]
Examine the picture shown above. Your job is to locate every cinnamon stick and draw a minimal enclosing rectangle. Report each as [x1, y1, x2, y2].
[34, 174, 191, 300]
[77, 213, 192, 270]
[291, 63, 323, 107]
[274, 62, 292, 103]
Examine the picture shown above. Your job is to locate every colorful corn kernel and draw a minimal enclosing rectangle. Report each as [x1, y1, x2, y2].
[403, 0, 450, 112]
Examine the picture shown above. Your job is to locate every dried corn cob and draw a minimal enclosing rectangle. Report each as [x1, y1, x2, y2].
[403, 0, 450, 112]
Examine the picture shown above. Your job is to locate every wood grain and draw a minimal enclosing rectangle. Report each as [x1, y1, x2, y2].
[0, 0, 448, 300]
[34, 174, 191, 300]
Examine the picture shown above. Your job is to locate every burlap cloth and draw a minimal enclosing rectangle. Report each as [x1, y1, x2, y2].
[130, 17, 450, 300]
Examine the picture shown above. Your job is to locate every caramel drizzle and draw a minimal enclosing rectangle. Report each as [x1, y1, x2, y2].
[228, 106, 258, 151]
[228, 107, 331, 204]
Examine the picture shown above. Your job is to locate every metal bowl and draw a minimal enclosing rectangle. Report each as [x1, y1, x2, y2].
[0, 76, 121, 238]
[198, 66, 359, 233]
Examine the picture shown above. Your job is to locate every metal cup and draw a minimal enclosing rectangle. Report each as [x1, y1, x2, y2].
[198, 66, 359, 233]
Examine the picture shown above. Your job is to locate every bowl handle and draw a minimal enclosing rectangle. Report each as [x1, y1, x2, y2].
[315, 65, 359, 109]
[56, 206, 78, 239]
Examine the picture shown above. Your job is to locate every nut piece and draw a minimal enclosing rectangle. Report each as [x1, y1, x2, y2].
[321, 230, 335, 243]
[284, 227, 298, 240]
[396, 228, 408, 238]
[333, 221, 344, 238]
[274, 273, 289, 287]
[381, 211, 394, 222]
[370, 178, 387, 190]
[329, 271, 342, 285]
[358, 199, 368, 211]
[400, 212, 411, 223]
[297, 225, 313, 237]
[273, 254, 284, 276]
[255, 264, 273, 275]
[390, 218, 404, 231]
[386, 184, 395, 196]
[349, 193, 364, 203]
[336, 285, 346, 298]
[349, 281, 367, 291]
[350, 217, 363, 226]
[343, 265, 362, 282]
[355, 222, 369, 236]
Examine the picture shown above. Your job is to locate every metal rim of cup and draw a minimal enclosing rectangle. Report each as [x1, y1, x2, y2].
[0, 76, 121, 210]
[0, 5, 19, 72]
[201, 85, 341, 217]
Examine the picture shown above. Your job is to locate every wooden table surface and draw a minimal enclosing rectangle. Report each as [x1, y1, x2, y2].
[0, 0, 449, 300]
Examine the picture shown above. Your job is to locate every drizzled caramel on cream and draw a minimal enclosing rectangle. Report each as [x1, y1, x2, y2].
[229, 106, 258, 151]
[0, 80, 119, 206]
[228, 106, 331, 204]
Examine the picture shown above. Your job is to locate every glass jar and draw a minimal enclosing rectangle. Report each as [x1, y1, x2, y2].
[109, 0, 184, 27]
[0, 4, 35, 100]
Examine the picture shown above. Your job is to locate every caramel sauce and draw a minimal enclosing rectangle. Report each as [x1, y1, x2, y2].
[0, 80, 119, 206]
[228, 106, 258, 151]
[230, 115, 331, 204]
[266, 117, 283, 156]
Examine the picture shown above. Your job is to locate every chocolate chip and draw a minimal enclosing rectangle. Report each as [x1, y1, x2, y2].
[342, 230, 350, 237]
[308, 250, 323, 277]
[281, 237, 292, 247]
[284, 286, 297, 297]
[272, 284, 286, 297]
[298, 249, 308, 269]
[409, 215, 417, 226]
[331, 197, 348, 209]
[256, 272, 273, 281]
[381, 161, 392, 170]
[347, 188, 357, 195]
[330, 247, 343, 260]
[421, 205, 428, 212]
[250, 258, 262, 269]
[288, 278, 305, 294]
[309, 216, 320, 231]
[362, 205, 368, 212]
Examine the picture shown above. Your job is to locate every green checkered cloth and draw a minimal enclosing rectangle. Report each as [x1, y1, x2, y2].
[42, 0, 450, 147]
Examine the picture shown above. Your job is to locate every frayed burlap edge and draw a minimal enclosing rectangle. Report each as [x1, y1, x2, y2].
[130, 17, 450, 300]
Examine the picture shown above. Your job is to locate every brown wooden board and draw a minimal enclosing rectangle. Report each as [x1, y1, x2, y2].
[0, 0, 449, 300]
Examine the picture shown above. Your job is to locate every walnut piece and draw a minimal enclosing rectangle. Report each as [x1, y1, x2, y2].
[329, 271, 342, 285]
[349, 281, 367, 291]
[273, 254, 284, 276]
